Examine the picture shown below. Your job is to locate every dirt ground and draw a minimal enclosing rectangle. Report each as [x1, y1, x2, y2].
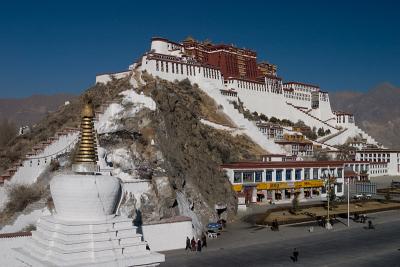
[264, 201, 400, 224]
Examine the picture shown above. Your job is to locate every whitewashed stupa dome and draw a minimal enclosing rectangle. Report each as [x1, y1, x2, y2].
[50, 174, 121, 221]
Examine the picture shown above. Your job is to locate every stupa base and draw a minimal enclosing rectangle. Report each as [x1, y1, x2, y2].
[14, 215, 164, 267]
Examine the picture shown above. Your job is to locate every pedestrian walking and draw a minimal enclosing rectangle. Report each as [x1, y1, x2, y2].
[197, 239, 202, 252]
[201, 233, 207, 248]
[185, 237, 190, 250]
[368, 220, 374, 229]
[292, 248, 299, 262]
[191, 237, 196, 251]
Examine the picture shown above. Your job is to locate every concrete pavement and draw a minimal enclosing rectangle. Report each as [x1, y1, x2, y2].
[161, 210, 400, 266]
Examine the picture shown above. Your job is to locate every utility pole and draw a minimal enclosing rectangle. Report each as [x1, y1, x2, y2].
[347, 177, 350, 227]
[325, 167, 333, 230]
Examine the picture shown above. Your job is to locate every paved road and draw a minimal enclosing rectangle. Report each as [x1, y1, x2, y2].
[162, 210, 400, 266]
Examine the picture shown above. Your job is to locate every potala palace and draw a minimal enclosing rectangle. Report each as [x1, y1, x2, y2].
[0, 36, 399, 265]
[97, 37, 379, 149]
[96, 37, 399, 203]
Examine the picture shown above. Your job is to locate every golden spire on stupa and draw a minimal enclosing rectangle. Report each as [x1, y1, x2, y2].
[72, 100, 98, 173]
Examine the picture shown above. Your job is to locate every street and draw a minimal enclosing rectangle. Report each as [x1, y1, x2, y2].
[162, 210, 400, 266]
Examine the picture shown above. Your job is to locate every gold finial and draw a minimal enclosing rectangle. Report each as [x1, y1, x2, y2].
[81, 102, 95, 118]
[72, 100, 98, 173]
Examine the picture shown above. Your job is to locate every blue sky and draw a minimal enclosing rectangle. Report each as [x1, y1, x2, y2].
[0, 0, 399, 98]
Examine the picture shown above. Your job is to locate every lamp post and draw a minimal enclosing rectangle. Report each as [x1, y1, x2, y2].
[323, 167, 336, 230]
[347, 177, 350, 227]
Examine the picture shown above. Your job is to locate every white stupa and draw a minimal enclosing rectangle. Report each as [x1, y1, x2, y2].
[14, 102, 165, 266]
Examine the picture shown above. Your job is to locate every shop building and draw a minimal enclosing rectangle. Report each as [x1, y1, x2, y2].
[221, 161, 370, 204]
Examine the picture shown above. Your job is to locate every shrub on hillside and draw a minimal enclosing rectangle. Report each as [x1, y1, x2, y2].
[5, 184, 44, 214]
[259, 113, 268, 122]
[0, 119, 17, 148]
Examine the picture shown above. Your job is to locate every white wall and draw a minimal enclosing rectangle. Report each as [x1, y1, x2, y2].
[325, 124, 378, 146]
[0, 236, 30, 266]
[142, 219, 193, 251]
[96, 71, 131, 84]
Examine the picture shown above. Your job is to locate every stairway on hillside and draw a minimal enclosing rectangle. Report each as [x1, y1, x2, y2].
[201, 80, 286, 154]
[0, 100, 120, 186]
[317, 128, 348, 144]
[286, 102, 337, 130]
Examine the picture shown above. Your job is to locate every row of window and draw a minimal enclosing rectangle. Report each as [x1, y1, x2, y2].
[284, 93, 311, 102]
[283, 85, 318, 93]
[155, 60, 220, 80]
[237, 80, 266, 91]
[233, 168, 343, 184]
[370, 169, 388, 174]
[337, 115, 354, 124]
[220, 91, 237, 97]
[359, 153, 391, 158]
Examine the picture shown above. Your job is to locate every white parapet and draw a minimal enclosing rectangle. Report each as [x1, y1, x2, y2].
[96, 70, 131, 84]
[142, 216, 193, 252]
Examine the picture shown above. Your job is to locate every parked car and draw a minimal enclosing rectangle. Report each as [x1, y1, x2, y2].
[363, 194, 372, 199]
[353, 194, 363, 200]
[335, 196, 346, 202]
[207, 222, 222, 232]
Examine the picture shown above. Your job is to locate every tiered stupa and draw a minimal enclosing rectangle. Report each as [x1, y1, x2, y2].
[15, 102, 165, 266]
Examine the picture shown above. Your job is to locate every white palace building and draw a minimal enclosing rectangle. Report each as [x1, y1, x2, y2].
[97, 37, 379, 150]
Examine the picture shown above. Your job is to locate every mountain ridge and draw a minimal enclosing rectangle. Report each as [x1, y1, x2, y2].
[330, 82, 400, 149]
[0, 93, 76, 127]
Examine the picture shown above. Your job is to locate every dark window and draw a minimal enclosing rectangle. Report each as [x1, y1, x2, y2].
[337, 168, 343, 178]
[265, 170, 273, 181]
[313, 168, 319, 179]
[233, 172, 242, 183]
[276, 170, 283, 181]
[255, 171, 262, 182]
[295, 169, 302, 180]
[243, 172, 254, 183]
[304, 168, 310, 180]
[286, 169, 292, 181]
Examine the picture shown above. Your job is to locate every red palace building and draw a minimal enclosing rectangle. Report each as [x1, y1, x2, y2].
[182, 38, 277, 81]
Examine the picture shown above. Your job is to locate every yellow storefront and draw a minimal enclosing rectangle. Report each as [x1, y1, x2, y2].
[233, 180, 324, 202]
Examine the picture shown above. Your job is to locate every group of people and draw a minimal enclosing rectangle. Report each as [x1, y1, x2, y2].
[185, 233, 207, 252]
[354, 213, 367, 223]
[271, 219, 279, 231]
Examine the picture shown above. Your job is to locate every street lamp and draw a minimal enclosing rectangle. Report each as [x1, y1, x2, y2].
[347, 177, 350, 227]
[322, 167, 337, 230]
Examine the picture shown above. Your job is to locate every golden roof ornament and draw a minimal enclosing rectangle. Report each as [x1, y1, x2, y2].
[72, 101, 98, 173]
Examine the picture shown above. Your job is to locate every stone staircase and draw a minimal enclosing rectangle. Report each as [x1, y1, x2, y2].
[0, 100, 120, 185]
[317, 128, 348, 144]
[0, 128, 79, 184]
[286, 102, 338, 131]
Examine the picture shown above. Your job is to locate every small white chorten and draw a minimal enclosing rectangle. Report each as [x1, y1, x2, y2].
[14, 102, 164, 266]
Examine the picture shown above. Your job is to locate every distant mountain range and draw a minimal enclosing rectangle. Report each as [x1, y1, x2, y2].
[330, 83, 400, 149]
[0, 93, 76, 127]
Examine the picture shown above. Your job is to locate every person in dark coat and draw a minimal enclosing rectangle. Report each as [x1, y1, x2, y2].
[201, 233, 207, 248]
[185, 237, 191, 250]
[293, 248, 299, 262]
[191, 237, 196, 251]
[197, 239, 202, 252]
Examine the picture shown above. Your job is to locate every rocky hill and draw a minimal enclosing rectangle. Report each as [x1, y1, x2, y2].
[0, 94, 76, 127]
[330, 83, 400, 148]
[0, 73, 266, 233]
